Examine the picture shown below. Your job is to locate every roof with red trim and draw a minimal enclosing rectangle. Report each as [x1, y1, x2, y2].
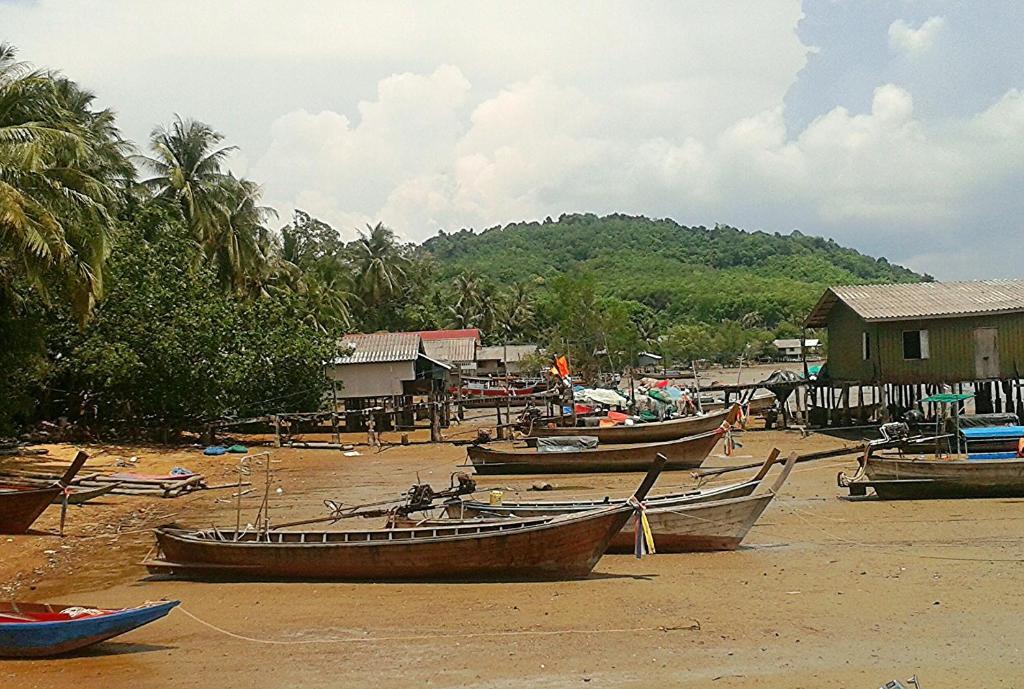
[416, 328, 481, 341]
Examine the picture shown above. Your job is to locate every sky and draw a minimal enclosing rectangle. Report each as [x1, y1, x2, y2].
[4, 0, 1023, 279]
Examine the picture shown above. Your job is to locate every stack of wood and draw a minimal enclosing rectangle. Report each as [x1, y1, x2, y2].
[0, 469, 207, 498]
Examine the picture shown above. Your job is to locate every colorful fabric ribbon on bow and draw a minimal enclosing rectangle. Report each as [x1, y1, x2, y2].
[628, 497, 656, 559]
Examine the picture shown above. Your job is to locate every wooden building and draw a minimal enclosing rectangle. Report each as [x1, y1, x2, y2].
[326, 332, 450, 430]
[772, 338, 821, 362]
[418, 329, 480, 374]
[477, 344, 539, 376]
[804, 280, 1024, 421]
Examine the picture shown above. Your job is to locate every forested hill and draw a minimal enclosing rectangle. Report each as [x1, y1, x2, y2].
[422, 213, 926, 328]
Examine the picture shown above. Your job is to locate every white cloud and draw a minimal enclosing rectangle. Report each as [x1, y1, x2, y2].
[6, 1, 1024, 276]
[888, 16, 946, 57]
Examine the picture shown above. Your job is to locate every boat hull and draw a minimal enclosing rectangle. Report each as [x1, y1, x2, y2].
[529, 406, 738, 444]
[0, 601, 178, 658]
[862, 455, 1024, 499]
[0, 486, 60, 534]
[467, 428, 722, 474]
[147, 507, 633, 581]
[606, 493, 775, 553]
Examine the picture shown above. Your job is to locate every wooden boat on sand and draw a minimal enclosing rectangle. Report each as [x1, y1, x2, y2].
[528, 405, 738, 444]
[429, 451, 795, 553]
[451, 449, 781, 519]
[0, 451, 89, 534]
[143, 456, 668, 581]
[841, 451, 1024, 500]
[467, 427, 725, 475]
[0, 600, 178, 657]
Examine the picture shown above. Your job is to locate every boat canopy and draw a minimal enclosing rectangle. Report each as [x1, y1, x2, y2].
[960, 426, 1024, 440]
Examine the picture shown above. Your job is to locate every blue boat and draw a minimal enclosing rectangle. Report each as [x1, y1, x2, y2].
[962, 425, 1024, 460]
[0, 600, 179, 657]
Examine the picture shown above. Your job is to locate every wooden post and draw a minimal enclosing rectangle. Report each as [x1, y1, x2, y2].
[273, 414, 282, 448]
[429, 394, 440, 443]
[367, 412, 378, 448]
[495, 400, 505, 440]
[842, 384, 851, 426]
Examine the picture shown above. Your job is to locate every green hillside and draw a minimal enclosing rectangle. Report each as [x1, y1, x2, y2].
[422, 213, 926, 329]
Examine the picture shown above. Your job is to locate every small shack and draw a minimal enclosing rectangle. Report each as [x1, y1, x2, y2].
[772, 338, 821, 362]
[418, 329, 480, 374]
[476, 344, 539, 376]
[326, 332, 450, 430]
[804, 279, 1024, 422]
[637, 351, 663, 373]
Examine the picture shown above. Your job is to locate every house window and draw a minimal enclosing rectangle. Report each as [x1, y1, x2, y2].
[862, 332, 871, 360]
[902, 329, 929, 360]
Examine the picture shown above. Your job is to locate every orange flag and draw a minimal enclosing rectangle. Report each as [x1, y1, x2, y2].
[555, 356, 570, 380]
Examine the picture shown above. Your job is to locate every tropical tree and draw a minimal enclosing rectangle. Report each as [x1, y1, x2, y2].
[0, 43, 130, 321]
[353, 222, 410, 305]
[138, 116, 273, 290]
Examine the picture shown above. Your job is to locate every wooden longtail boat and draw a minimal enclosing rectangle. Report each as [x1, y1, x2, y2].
[467, 427, 724, 475]
[0, 600, 178, 657]
[429, 451, 795, 553]
[143, 457, 668, 581]
[841, 451, 1024, 500]
[0, 451, 88, 534]
[451, 449, 781, 519]
[529, 405, 739, 444]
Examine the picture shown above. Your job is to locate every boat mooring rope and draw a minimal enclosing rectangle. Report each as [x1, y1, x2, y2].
[174, 606, 699, 645]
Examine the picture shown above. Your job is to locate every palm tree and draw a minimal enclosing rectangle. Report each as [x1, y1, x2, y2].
[137, 116, 236, 236]
[497, 281, 536, 341]
[0, 43, 128, 321]
[353, 222, 409, 306]
[138, 117, 275, 291]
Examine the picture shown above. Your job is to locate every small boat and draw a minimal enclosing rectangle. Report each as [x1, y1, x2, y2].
[143, 457, 668, 581]
[427, 451, 795, 553]
[841, 452, 1024, 500]
[528, 405, 739, 444]
[839, 421, 1024, 497]
[451, 449, 782, 518]
[49, 483, 121, 505]
[466, 427, 724, 475]
[0, 600, 179, 657]
[0, 451, 89, 534]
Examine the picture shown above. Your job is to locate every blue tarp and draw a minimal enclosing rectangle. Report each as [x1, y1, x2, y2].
[960, 426, 1024, 440]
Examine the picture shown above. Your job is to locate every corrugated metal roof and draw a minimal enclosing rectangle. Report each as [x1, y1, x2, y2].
[334, 332, 421, 364]
[774, 338, 820, 349]
[423, 338, 478, 364]
[477, 344, 539, 363]
[805, 280, 1024, 326]
[417, 328, 481, 342]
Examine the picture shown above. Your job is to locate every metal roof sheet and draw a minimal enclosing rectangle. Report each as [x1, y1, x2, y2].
[334, 332, 421, 364]
[805, 280, 1024, 327]
[422, 338, 478, 364]
[773, 338, 820, 348]
[477, 344, 539, 362]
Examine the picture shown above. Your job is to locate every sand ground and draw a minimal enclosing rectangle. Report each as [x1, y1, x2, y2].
[2, 415, 1022, 688]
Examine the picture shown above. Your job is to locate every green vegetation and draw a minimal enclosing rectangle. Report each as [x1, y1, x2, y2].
[0, 43, 925, 433]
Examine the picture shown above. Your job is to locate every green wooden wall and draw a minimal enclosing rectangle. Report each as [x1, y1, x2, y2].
[825, 302, 1024, 384]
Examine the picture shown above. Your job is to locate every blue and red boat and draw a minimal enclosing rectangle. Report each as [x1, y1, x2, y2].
[0, 600, 179, 657]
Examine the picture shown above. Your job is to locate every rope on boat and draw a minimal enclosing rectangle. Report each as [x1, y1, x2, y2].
[174, 606, 700, 645]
